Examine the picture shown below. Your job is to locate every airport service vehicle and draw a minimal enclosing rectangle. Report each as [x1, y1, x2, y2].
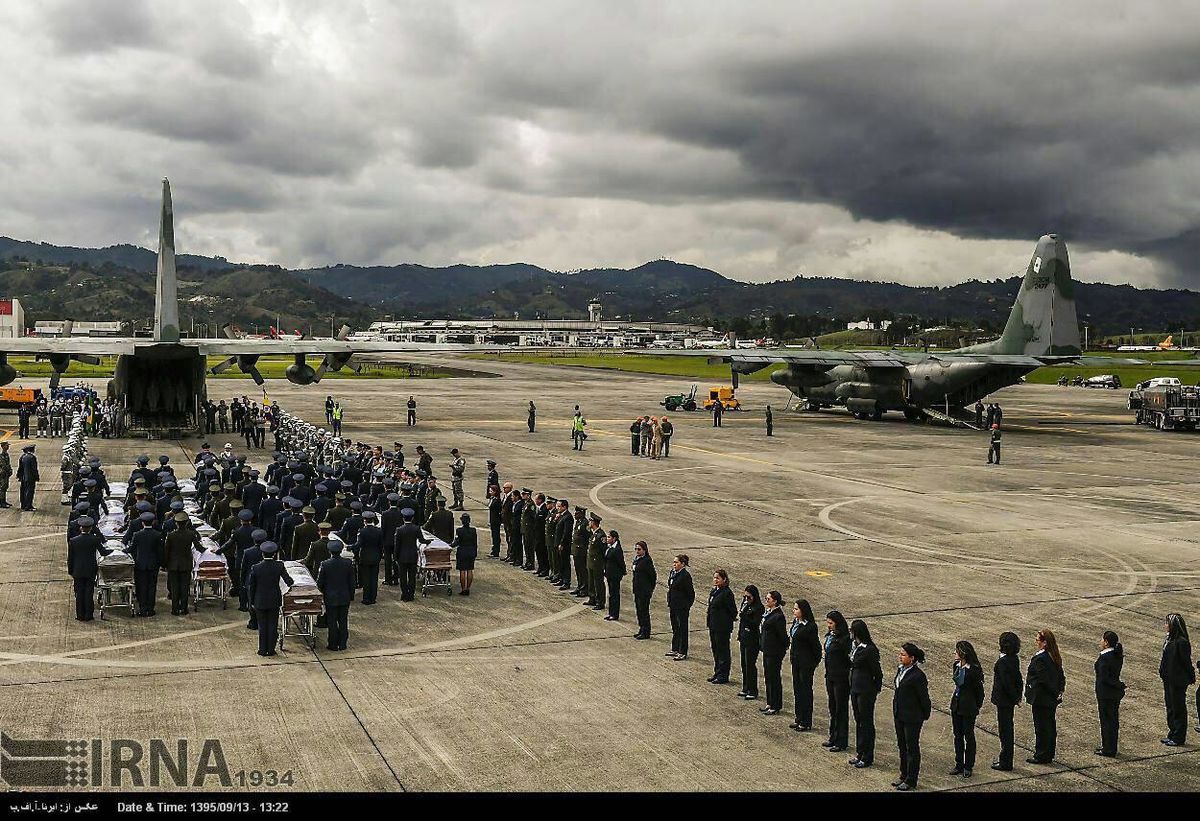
[661, 384, 698, 412]
[1132, 385, 1200, 430]
[703, 385, 741, 411]
[1082, 374, 1122, 389]
[0, 386, 43, 409]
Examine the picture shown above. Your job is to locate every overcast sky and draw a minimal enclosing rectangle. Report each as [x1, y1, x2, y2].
[2, 1, 1198, 287]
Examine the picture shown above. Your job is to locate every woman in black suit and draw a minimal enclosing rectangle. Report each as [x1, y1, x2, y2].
[450, 513, 478, 596]
[1159, 613, 1195, 746]
[1095, 630, 1125, 757]
[949, 640, 985, 777]
[848, 619, 883, 768]
[759, 591, 789, 714]
[892, 642, 931, 791]
[789, 599, 822, 732]
[736, 585, 765, 700]
[822, 610, 852, 752]
[1025, 628, 1066, 764]
[990, 631, 1023, 771]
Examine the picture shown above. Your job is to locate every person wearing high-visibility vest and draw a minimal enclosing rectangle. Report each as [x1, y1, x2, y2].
[571, 412, 587, 451]
[331, 403, 344, 437]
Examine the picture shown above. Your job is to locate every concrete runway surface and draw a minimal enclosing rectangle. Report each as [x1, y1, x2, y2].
[1, 356, 1197, 792]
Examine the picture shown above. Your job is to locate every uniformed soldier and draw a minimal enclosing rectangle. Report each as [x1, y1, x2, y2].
[326, 493, 351, 532]
[487, 485, 503, 558]
[423, 477, 445, 521]
[0, 440, 12, 508]
[277, 498, 305, 559]
[247, 542, 293, 656]
[164, 513, 202, 615]
[380, 495, 403, 585]
[318, 540, 355, 651]
[449, 449, 466, 510]
[988, 424, 1002, 464]
[519, 489, 537, 572]
[291, 507, 320, 563]
[302, 522, 334, 578]
[17, 443, 39, 511]
[500, 482, 515, 561]
[571, 506, 589, 597]
[239, 529, 269, 616]
[219, 508, 257, 596]
[394, 508, 428, 602]
[534, 493, 550, 577]
[67, 516, 109, 621]
[486, 460, 499, 500]
[425, 498, 454, 544]
[766, 405, 774, 437]
[352, 510, 384, 605]
[527, 400, 536, 433]
[128, 512, 164, 616]
[586, 513, 606, 609]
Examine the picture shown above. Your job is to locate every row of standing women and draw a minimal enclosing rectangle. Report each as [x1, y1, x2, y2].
[723, 585, 1197, 791]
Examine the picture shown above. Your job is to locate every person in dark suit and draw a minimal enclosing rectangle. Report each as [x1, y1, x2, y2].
[602, 530, 626, 620]
[1159, 613, 1194, 746]
[393, 509, 429, 602]
[487, 485, 503, 558]
[949, 640, 986, 777]
[822, 610, 852, 752]
[892, 642, 932, 791]
[631, 541, 657, 640]
[736, 585, 765, 699]
[1095, 630, 1126, 757]
[128, 512, 164, 616]
[760, 591, 789, 714]
[318, 541, 355, 651]
[848, 619, 883, 768]
[451, 513, 478, 595]
[380, 496, 403, 585]
[247, 542, 293, 656]
[991, 631, 1023, 771]
[350, 510, 383, 604]
[789, 599, 822, 732]
[1026, 628, 1066, 763]
[667, 554, 695, 660]
[240, 529, 268, 620]
[66, 517, 109, 621]
[706, 568, 737, 684]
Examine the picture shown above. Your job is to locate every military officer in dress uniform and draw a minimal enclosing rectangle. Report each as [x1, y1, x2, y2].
[586, 513, 606, 609]
[486, 460, 499, 501]
[164, 513, 202, 615]
[351, 510, 384, 604]
[67, 516, 109, 621]
[0, 440, 13, 508]
[247, 542, 293, 656]
[128, 511, 164, 616]
[394, 508, 428, 602]
[291, 506, 320, 564]
[17, 444, 39, 511]
[571, 505, 590, 597]
[449, 449, 466, 510]
[318, 541, 355, 651]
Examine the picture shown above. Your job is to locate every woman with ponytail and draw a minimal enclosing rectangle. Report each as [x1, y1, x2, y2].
[1094, 630, 1126, 757]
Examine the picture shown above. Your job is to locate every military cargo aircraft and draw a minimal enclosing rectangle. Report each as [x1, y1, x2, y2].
[0, 179, 458, 432]
[693, 235, 1139, 423]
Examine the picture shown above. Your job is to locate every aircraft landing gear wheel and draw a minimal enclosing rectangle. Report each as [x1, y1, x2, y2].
[684, 400, 696, 411]
[871, 409, 884, 421]
[904, 409, 925, 423]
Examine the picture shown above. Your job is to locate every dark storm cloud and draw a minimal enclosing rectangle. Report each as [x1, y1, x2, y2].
[2, 1, 1198, 285]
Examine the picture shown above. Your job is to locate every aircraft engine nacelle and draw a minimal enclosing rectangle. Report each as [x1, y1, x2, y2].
[772, 366, 835, 389]
[845, 397, 878, 416]
[834, 381, 876, 400]
[285, 355, 317, 385]
[0, 354, 16, 387]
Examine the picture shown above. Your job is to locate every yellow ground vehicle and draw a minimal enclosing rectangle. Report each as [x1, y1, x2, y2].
[703, 385, 741, 411]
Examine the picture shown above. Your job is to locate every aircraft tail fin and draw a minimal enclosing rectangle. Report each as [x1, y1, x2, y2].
[153, 178, 181, 342]
[964, 234, 1080, 356]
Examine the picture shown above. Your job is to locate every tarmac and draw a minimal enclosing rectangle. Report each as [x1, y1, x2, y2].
[1, 356, 1198, 792]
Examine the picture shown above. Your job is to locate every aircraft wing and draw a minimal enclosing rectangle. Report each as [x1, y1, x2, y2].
[696, 349, 915, 370]
[0, 337, 138, 356]
[184, 339, 476, 356]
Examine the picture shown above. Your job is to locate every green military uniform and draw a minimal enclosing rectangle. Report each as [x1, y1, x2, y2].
[423, 483, 445, 522]
[520, 497, 536, 567]
[0, 447, 12, 507]
[326, 500, 351, 531]
[291, 514, 320, 562]
[571, 512, 589, 595]
[302, 536, 332, 578]
[586, 524, 606, 606]
[164, 520, 202, 615]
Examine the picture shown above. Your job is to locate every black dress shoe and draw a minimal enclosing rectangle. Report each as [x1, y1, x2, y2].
[763, 708, 779, 715]
[948, 767, 963, 776]
[788, 721, 799, 729]
[854, 760, 872, 769]
[826, 745, 844, 752]
[821, 740, 834, 748]
[707, 676, 717, 683]
[1094, 748, 1115, 757]
[962, 768, 972, 778]
[795, 725, 810, 732]
[895, 782, 912, 792]
[1026, 757, 1049, 764]
[991, 762, 1012, 771]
